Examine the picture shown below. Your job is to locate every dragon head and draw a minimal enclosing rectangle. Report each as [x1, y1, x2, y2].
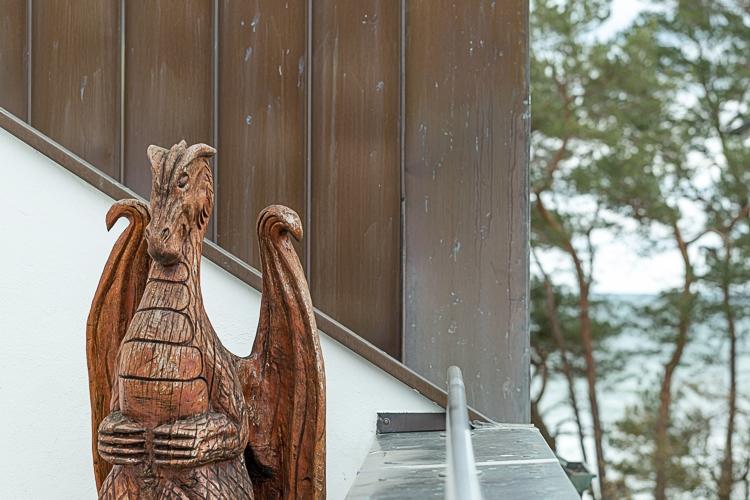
[144, 140, 216, 266]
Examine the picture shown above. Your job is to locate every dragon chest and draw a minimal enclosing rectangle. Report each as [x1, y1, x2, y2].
[117, 286, 209, 427]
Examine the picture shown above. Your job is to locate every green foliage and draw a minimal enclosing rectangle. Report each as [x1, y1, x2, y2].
[610, 392, 714, 498]
[531, 0, 750, 497]
[530, 277, 624, 373]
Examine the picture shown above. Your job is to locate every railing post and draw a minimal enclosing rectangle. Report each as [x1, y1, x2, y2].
[446, 366, 483, 500]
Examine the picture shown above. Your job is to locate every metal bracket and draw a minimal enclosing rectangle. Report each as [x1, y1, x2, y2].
[376, 412, 446, 434]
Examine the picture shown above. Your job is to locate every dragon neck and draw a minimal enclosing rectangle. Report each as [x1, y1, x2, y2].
[146, 235, 204, 314]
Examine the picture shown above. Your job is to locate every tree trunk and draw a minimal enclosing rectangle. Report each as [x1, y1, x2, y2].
[531, 400, 557, 451]
[541, 272, 589, 463]
[576, 280, 608, 499]
[718, 250, 737, 500]
[531, 348, 556, 451]
[653, 335, 685, 500]
[654, 224, 693, 500]
[534, 195, 607, 497]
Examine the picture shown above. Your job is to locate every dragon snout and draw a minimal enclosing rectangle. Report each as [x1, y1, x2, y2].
[145, 222, 181, 265]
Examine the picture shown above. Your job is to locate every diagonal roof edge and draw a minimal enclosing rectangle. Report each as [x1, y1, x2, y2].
[0, 106, 490, 422]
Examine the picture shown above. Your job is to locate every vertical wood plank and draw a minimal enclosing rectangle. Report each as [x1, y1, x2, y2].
[31, 0, 120, 178]
[404, 0, 530, 422]
[311, 0, 402, 357]
[216, 0, 307, 268]
[123, 0, 213, 199]
[0, 0, 27, 120]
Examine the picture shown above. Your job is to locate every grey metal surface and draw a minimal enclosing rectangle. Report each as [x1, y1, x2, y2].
[346, 423, 580, 499]
[445, 367, 482, 500]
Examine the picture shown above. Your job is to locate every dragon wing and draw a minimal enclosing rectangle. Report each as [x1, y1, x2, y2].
[236, 205, 326, 499]
[85, 199, 151, 489]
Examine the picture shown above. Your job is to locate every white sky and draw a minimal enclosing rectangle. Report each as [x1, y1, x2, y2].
[536, 226, 686, 296]
[583, 231, 684, 295]
[595, 0, 650, 38]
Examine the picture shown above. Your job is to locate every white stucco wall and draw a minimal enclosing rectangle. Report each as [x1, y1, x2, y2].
[0, 128, 438, 499]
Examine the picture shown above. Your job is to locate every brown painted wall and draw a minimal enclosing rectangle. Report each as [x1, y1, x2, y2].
[0, 0, 27, 120]
[0, 0, 529, 421]
[32, 0, 120, 178]
[216, 0, 307, 270]
[403, 0, 530, 422]
[311, 1, 403, 359]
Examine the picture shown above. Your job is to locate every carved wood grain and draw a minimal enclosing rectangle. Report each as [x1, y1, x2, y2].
[238, 205, 327, 499]
[86, 199, 151, 489]
[87, 142, 325, 499]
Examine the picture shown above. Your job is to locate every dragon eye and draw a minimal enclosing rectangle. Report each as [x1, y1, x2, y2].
[177, 172, 189, 188]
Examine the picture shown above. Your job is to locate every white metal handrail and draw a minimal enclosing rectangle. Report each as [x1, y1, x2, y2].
[445, 366, 483, 500]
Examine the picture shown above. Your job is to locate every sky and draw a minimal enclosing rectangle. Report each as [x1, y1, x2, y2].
[595, 0, 650, 38]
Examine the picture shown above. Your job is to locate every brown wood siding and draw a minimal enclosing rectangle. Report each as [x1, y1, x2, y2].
[31, 0, 120, 178]
[216, 0, 307, 269]
[0, 1, 530, 419]
[311, 0, 402, 358]
[0, 0, 27, 120]
[123, 0, 213, 200]
[403, 0, 529, 422]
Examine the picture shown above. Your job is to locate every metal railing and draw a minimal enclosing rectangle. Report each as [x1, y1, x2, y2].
[445, 366, 484, 500]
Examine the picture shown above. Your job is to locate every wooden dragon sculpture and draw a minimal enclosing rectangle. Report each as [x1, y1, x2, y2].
[85, 141, 325, 499]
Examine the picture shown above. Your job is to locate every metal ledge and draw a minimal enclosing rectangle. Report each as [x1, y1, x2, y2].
[346, 424, 579, 499]
[348, 367, 578, 499]
[377, 413, 446, 434]
[0, 106, 490, 422]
